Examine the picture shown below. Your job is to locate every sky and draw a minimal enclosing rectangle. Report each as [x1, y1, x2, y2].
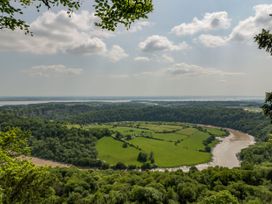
[0, 0, 272, 97]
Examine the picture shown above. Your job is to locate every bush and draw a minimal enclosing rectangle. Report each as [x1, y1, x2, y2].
[113, 162, 127, 170]
[137, 152, 148, 163]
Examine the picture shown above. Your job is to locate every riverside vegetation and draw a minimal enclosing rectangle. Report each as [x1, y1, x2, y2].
[1, 101, 272, 203]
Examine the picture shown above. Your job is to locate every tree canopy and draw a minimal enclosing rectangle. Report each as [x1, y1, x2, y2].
[0, 128, 54, 203]
[255, 28, 272, 55]
[254, 15, 272, 123]
[0, 0, 153, 33]
[262, 92, 272, 122]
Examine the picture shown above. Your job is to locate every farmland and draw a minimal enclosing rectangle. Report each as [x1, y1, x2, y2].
[93, 122, 227, 167]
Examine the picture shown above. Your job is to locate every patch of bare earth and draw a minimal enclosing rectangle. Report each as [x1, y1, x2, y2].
[18, 156, 72, 168]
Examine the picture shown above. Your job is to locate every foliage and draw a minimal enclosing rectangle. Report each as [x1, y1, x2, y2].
[149, 151, 155, 163]
[1, 101, 272, 167]
[262, 92, 272, 122]
[240, 142, 272, 165]
[255, 29, 272, 55]
[0, 128, 30, 156]
[0, 0, 153, 33]
[1, 101, 272, 202]
[4, 101, 269, 141]
[94, 0, 153, 31]
[0, 129, 55, 203]
[0, 115, 111, 167]
[42, 166, 272, 203]
[137, 151, 148, 163]
[200, 190, 239, 204]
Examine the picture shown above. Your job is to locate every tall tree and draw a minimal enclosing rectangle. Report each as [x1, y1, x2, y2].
[255, 14, 272, 121]
[0, 0, 153, 34]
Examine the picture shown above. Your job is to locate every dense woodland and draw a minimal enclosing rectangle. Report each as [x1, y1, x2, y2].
[35, 165, 272, 203]
[0, 114, 111, 167]
[1, 101, 272, 203]
[1, 101, 270, 140]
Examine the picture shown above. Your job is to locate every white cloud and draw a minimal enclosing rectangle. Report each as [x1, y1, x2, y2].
[0, 11, 109, 54]
[139, 35, 190, 52]
[198, 34, 228, 47]
[171, 11, 231, 36]
[166, 63, 243, 77]
[129, 21, 151, 32]
[161, 54, 175, 63]
[134, 56, 150, 62]
[107, 45, 129, 62]
[0, 10, 127, 62]
[198, 4, 272, 47]
[134, 54, 174, 63]
[66, 38, 107, 55]
[229, 4, 272, 42]
[24, 65, 83, 77]
[111, 63, 243, 79]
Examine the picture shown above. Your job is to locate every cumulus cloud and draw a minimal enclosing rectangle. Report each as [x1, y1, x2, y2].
[107, 45, 128, 62]
[198, 4, 272, 47]
[139, 35, 190, 52]
[134, 56, 150, 62]
[0, 11, 107, 54]
[66, 38, 107, 55]
[198, 34, 228, 47]
[166, 63, 243, 77]
[129, 21, 151, 32]
[171, 11, 231, 36]
[24, 64, 83, 77]
[0, 10, 127, 62]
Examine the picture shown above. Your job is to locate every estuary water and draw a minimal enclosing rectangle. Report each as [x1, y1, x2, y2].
[0, 96, 263, 107]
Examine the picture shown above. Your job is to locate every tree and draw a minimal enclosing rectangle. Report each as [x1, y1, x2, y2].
[114, 162, 127, 170]
[254, 15, 272, 123]
[262, 92, 272, 122]
[137, 152, 148, 163]
[0, 0, 153, 34]
[149, 151, 155, 163]
[131, 186, 163, 203]
[0, 128, 55, 203]
[255, 29, 272, 55]
[177, 182, 199, 203]
[200, 190, 239, 204]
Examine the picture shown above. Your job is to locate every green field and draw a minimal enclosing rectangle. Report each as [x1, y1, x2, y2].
[88, 122, 227, 167]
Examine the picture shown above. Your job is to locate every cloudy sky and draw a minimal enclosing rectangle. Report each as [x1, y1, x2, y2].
[1, 0, 272, 97]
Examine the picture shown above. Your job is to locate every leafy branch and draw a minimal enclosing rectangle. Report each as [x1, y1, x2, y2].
[0, 0, 153, 33]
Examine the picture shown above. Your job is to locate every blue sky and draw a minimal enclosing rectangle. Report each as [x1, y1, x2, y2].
[0, 0, 272, 96]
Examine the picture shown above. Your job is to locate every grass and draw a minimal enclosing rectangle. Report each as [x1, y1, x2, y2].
[96, 137, 141, 166]
[204, 127, 228, 137]
[130, 131, 211, 167]
[83, 122, 227, 167]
